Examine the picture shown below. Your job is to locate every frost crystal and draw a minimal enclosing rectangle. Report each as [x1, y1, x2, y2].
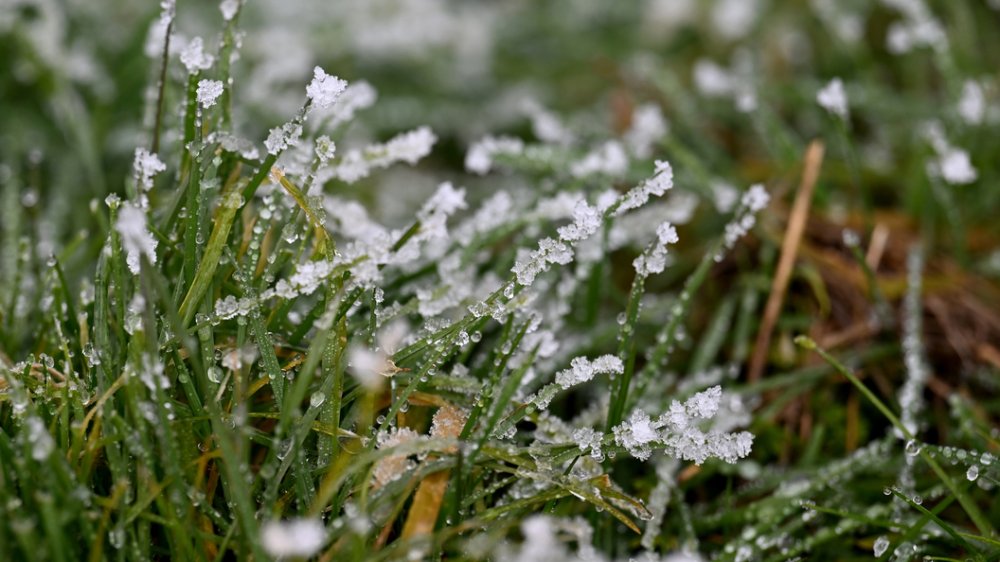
[196, 79, 224, 108]
[305, 66, 348, 111]
[180, 37, 214, 73]
[625, 103, 669, 158]
[332, 126, 437, 182]
[614, 410, 660, 461]
[372, 427, 421, 488]
[921, 121, 978, 185]
[325, 81, 377, 127]
[115, 202, 158, 274]
[416, 182, 467, 240]
[613, 386, 754, 464]
[721, 184, 769, 253]
[219, 0, 239, 21]
[261, 519, 326, 559]
[570, 140, 628, 178]
[816, 78, 848, 119]
[465, 135, 525, 174]
[935, 149, 977, 185]
[265, 121, 303, 155]
[617, 160, 674, 215]
[27, 417, 55, 461]
[873, 536, 890, 557]
[634, 222, 679, 277]
[572, 427, 604, 460]
[554, 355, 624, 389]
[556, 201, 602, 242]
[957, 80, 985, 125]
[693, 59, 733, 97]
[133, 148, 166, 191]
[315, 135, 336, 163]
[512, 237, 573, 286]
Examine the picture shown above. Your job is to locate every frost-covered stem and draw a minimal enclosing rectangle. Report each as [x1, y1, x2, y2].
[241, 105, 309, 204]
[150, 18, 173, 154]
[459, 317, 523, 440]
[899, 245, 927, 438]
[896, 245, 927, 506]
[218, 1, 245, 128]
[319, 314, 347, 463]
[796, 336, 995, 537]
[631, 239, 719, 405]
[372, 340, 454, 445]
[606, 273, 645, 432]
[832, 116, 868, 225]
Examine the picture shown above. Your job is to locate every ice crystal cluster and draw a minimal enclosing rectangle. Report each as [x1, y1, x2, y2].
[612, 386, 754, 463]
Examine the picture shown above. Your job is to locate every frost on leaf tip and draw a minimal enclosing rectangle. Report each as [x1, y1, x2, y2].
[133, 148, 165, 190]
[196, 79, 224, 108]
[115, 202, 158, 274]
[816, 77, 848, 119]
[180, 37, 214, 73]
[261, 519, 326, 559]
[305, 66, 348, 111]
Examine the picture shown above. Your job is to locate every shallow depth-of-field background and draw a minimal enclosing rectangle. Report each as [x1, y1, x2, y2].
[1, 1, 999, 560]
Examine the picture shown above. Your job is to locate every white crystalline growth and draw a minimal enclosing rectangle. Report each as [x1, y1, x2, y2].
[816, 78, 848, 119]
[465, 135, 525, 175]
[634, 222, 679, 277]
[332, 126, 437, 183]
[314, 135, 336, 164]
[572, 427, 604, 460]
[180, 37, 214, 73]
[415, 182, 467, 241]
[133, 148, 165, 191]
[693, 59, 734, 97]
[625, 103, 669, 158]
[373, 427, 420, 487]
[453, 191, 514, 246]
[115, 202, 158, 274]
[614, 386, 754, 464]
[570, 140, 628, 178]
[721, 184, 769, 252]
[934, 148, 977, 185]
[554, 355, 624, 389]
[324, 80, 377, 127]
[616, 160, 674, 215]
[219, 0, 239, 21]
[264, 121, 303, 155]
[512, 237, 573, 286]
[261, 518, 326, 559]
[957, 80, 985, 125]
[305, 66, 348, 111]
[556, 200, 602, 243]
[196, 79, 224, 108]
[26, 417, 55, 461]
[613, 410, 660, 461]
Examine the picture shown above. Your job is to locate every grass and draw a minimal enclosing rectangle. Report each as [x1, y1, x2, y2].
[1, 1, 999, 561]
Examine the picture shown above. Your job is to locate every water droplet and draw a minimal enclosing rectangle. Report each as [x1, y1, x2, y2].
[873, 536, 889, 557]
[904, 440, 921, 457]
[966, 465, 979, 481]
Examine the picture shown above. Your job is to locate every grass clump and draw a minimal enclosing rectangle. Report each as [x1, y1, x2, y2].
[2, 1, 999, 560]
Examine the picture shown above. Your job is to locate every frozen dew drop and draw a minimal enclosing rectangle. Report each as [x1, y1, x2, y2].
[309, 392, 326, 408]
[873, 536, 889, 557]
[966, 465, 979, 481]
